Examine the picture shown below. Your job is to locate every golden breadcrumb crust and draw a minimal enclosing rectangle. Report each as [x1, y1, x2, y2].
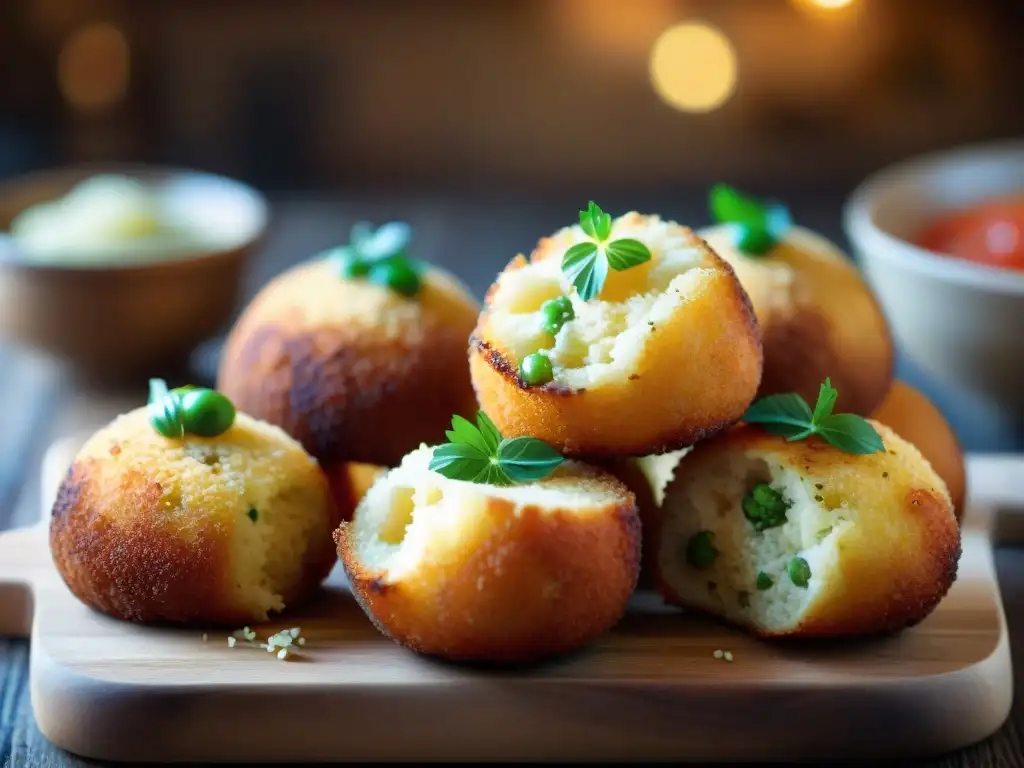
[702, 224, 894, 417]
[49, 408, 340, 625]
[217, 257, 480, 468]
[603, 458, 660, 590]
[336, 465, 641, 663]
[656, 422, 960, 638]
[872, 381, 967, 520]
[470, 220, 763, 457]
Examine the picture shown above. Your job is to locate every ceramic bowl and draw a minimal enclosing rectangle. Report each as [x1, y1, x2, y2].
[844, 140, 1024, 420]
[0, 165, 268, 384]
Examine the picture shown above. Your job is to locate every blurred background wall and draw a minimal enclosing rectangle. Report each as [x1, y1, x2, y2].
[1, 0, 1021, 196]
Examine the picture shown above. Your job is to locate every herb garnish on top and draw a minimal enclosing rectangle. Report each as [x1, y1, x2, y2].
[330, 221, 423, 297]
[428, 411, 564, 486]
[561, 201, 652, 301]
[742, 378, 885, 455]
[709, 183, 793, 257]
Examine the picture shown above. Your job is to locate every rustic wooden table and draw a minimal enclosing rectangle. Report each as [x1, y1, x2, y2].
[0, 196, 1021, 766]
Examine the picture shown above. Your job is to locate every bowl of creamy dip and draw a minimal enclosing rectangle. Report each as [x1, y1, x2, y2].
[0, 165, 268, 382]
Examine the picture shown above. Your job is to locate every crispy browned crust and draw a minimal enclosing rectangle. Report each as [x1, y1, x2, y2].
[655, 424, 961, 639]
[759, 302, 894, 419]
[872, 381, 967, 520]
[776, 487, 960, 638]
[335, 492, 642, 663]
[49, 459, 339, 626]
[219, 318, 478, 468]
[469, 250, 763, 458]
[602, 459, 661, 590]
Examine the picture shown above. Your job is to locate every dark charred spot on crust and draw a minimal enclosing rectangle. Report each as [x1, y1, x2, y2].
[369, 579, 390, 595]
[109, 442, 121, 457]
[629, 374, 641, 381]
[471, 335, 579, 398]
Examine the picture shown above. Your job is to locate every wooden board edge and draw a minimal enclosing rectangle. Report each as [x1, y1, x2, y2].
[23, 527, 1013, 764]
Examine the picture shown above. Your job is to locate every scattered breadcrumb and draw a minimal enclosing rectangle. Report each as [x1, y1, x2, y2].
[221, 625, 307, 661]
[201, 633, 208, 643]
[713, 649, 734, 662]
[713, 649, 724, 659]
[724, 651, 734, 662]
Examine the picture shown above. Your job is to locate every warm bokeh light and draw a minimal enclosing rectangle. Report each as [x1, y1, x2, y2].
[649, 23, 738, 113]
[58, 23, 131, 112]
[791, 0, 859, 14]
[553, 0, 677, 60]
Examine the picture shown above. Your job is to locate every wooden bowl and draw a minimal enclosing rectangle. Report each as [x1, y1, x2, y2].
[0, 165, 268, 384]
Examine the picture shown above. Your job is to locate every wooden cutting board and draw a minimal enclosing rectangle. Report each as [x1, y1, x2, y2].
[0, 438, 1020, 764]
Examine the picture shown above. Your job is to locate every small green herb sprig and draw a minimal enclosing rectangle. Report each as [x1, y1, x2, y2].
[709, 183, 793, 257]
[428, 411, 564, 486]
[330, 221, 423, 297]
[742, 378, 885, 455]
[561, 201, 652, 301]
[148, 379, 236, 439]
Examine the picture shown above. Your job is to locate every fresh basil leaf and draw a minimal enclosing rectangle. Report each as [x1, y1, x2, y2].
[562, 241, 606, 301]
[475, 411, 503, 454]
[579, 206, 597, 239]
[605, 238, 652, 271]
[586, 201, 614, 241]
[147, 380, 185, 439]
[497, 437, 565, 482]
[742, 393, 813, 429]
[766, 203, 793, 239]
[594, 210, 612, 242]
[812, 377, 838, 424]
[361, 221, 411, 261]
[733, 223, 777, 256]
[816, 414, 886, 455]
[445, 414, 491, 455]
[476, 462, 514, 487]
[148, 377, 169, 405]
[428, 442, 491, 481]
[709, 183, 768, 228]
[349, 221, 374, 247]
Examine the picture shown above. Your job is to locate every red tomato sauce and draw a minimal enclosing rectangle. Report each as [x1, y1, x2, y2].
[916, 194, 1024, 272]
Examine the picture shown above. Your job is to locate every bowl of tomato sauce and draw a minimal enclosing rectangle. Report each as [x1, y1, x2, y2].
[844, 139, 1024, 420]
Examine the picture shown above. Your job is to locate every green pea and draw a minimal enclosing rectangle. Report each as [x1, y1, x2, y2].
[734, 223, 777, 256]
[741, 483, 789, 532]
[686, 530, 717, 570]
[519, 352, 553, 387]
[540, 296, 574, 336]
[788, 557, 811, 588]
[756, 571, 774, 591]
[369, 257, 421, 297]
[180, 388, 236, 437]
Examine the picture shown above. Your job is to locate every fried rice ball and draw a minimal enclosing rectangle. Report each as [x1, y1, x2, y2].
[49, 407, 340, 625]
[654, 423, 960, 638]
[217, 255, 480, 471]
[699, 224, 894, 416]
[470, 213, 763, 457]
[872, 381, 967, 520]
[335, 445, 640, 663]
